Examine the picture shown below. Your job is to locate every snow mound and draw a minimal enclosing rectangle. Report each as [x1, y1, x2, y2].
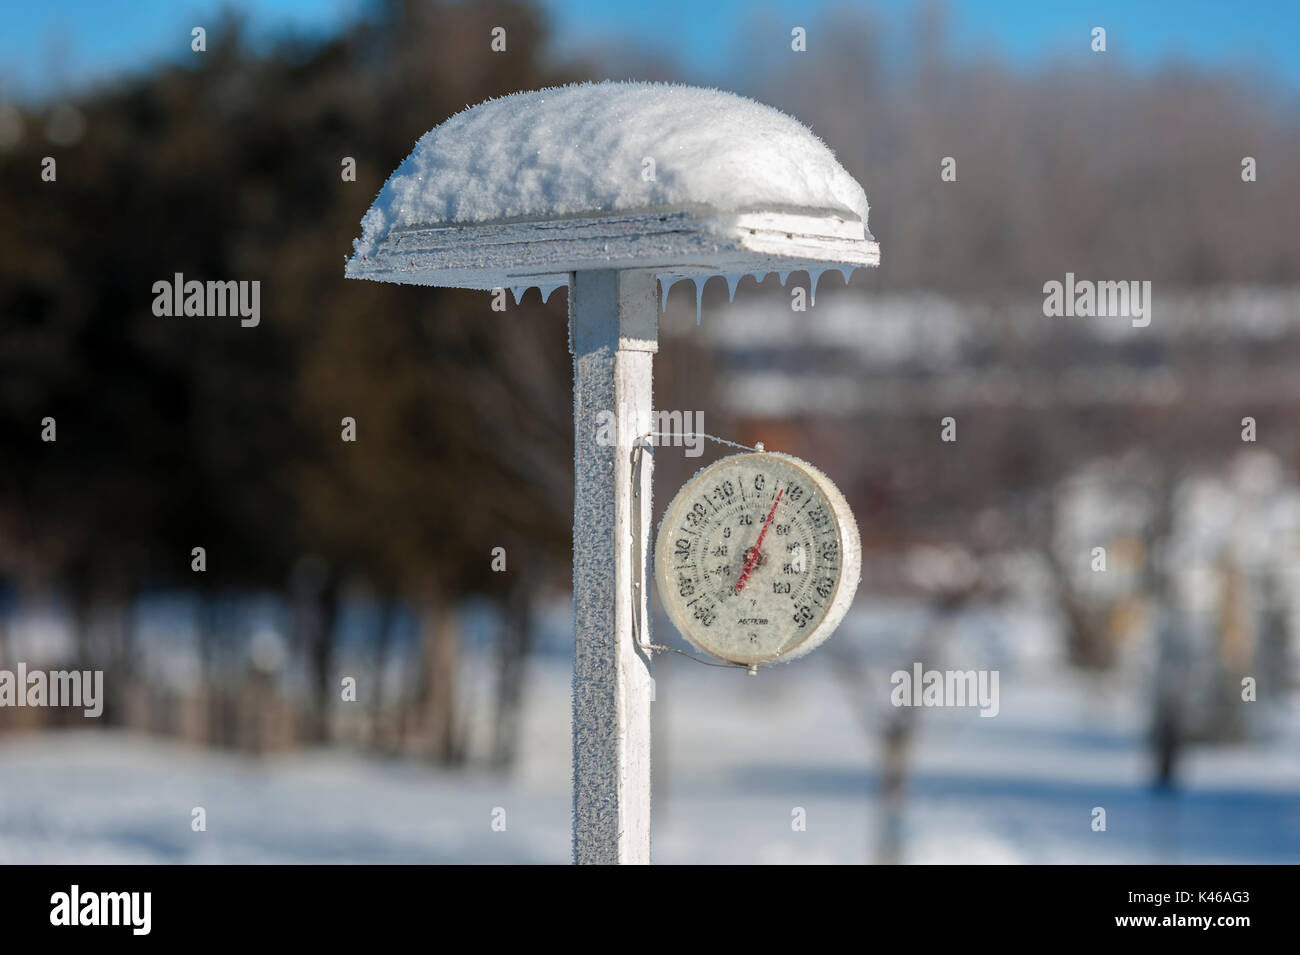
[352, 82, 870, 259]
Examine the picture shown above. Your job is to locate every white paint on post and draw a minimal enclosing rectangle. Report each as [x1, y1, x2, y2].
[570, 269, 656, 864]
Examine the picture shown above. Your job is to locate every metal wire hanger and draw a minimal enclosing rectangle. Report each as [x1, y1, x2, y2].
[629, 429, 773, 674]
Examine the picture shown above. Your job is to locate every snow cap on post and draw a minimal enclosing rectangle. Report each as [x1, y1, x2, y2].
[345, 81, 878, 296]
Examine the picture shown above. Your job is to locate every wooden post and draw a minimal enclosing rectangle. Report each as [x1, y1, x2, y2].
[569, 269, 657, 864]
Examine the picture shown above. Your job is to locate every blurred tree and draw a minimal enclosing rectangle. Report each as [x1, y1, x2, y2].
[0, 0, 579, 758]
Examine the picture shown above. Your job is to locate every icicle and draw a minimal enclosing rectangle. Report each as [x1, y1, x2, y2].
[540, 283, 564, 304]
[511, 286, 527, 305]
[658, 275, 687, 312]
[778, 271, 791, 287]
[693, 277, 704, 325]
[725, 273, 742, 303]
[671, 276, 687, 311]
[809, 268, 825, 307]
[836, 265, 856, 287]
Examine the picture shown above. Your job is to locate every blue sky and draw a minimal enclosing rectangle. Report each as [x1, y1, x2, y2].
[3, 0, 1298, 99]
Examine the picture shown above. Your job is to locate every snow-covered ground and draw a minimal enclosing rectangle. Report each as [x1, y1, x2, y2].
[3, 628, 1298, 863]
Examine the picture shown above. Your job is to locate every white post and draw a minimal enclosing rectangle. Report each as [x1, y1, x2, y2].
[569, 269, 657, 864]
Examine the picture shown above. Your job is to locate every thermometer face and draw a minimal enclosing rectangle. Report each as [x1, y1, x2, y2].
[654, 452, 861, 665]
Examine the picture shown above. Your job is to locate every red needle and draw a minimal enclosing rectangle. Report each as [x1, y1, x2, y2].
[735, 488, 783, 593]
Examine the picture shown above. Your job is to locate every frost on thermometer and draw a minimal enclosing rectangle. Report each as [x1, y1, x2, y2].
[654, 452, 862, 666]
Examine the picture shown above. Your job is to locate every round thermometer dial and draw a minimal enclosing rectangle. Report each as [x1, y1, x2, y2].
[654, 451, 861, 665]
